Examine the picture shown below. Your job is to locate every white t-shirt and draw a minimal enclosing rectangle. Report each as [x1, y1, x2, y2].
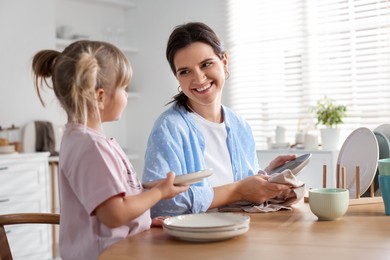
[190, 112, 234, 187]
[59, 123, 151, 260]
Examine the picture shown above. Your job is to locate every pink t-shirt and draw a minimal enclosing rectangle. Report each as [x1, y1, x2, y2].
[58, 123, 151, 260]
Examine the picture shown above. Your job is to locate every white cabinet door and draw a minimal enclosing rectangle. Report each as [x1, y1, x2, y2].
[0, 152, 52, 260]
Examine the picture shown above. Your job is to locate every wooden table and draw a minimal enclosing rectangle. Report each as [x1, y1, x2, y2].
[99, 201, 390, 260]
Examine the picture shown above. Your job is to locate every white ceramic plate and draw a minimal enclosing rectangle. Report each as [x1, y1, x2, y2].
[142, 169, 213, 189]
[163, 212, 250, 242]
[269, 153, 312, 176]
[163, 224, 249, 242]
[337, 127, 379, 198]
[163, 212, 250, 230]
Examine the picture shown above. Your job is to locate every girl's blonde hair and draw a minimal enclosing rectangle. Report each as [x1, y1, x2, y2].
[32, 40, 132, 124]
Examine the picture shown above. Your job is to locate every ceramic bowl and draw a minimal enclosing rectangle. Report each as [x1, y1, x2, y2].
[378, 158, 390, 176]
[309, 188, 349, 221]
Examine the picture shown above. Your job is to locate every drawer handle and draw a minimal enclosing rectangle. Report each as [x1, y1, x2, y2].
[0, 198, 10, 203]
[0, 166, 8, 171]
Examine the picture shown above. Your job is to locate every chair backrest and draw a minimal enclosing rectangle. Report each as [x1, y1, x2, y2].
[0, 213, 60, 260]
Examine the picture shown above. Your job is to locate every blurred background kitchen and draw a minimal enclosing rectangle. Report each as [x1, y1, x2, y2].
[1, 0, 390, 175]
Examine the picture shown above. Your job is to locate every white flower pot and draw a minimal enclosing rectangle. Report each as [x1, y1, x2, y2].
[320, 128, 341, 150]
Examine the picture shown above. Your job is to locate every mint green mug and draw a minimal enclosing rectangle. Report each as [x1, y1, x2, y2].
[378, 158, 390, 176]
[379, 175, 390, 215]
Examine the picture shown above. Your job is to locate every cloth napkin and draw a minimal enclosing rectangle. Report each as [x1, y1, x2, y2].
[35, 121, 59, 156]
[218, 170, 305, 213]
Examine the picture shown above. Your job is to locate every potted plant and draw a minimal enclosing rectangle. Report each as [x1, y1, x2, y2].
[312, 97, 347, 150]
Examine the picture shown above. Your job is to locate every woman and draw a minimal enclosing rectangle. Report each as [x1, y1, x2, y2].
[142, 22, 295, 217]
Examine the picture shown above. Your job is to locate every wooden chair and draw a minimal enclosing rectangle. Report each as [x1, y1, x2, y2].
[0, 213, 60, 260]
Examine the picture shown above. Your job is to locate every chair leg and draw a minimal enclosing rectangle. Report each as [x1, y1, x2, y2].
[0, 225, 13, 260]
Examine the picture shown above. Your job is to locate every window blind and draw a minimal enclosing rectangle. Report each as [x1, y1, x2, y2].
[225, 0, 390, 149]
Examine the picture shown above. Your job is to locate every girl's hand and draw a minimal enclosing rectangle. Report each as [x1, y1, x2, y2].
[264, 154, 296, 173]
[153, 171, 189, 200]
[151, 216, 168, 227]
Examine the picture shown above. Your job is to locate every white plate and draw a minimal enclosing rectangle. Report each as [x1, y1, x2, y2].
[269, 153, 312, 176]
[163, 224, 249, 242]
[163, 212, 250, 242]
[337, 127, 379, 198]
[163, 212, 250, 230]
[142, 169, 213, 189]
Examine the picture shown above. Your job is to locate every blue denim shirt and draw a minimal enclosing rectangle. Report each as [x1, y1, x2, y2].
[142, 104, 260, 217]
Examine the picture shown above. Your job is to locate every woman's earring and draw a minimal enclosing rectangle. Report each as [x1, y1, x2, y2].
[225, 71, 230, 80]
[177, 85, 182, 93]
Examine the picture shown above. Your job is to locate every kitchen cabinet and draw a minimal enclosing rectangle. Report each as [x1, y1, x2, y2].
[257, 149, 339, 189]
[55, 0, 138, 53]
[0, 152, 52, 260]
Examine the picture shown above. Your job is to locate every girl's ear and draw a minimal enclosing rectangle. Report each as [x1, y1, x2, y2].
[96, 88, 105, 110]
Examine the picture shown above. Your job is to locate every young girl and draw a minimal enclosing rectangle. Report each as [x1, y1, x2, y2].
[32, 40, 189, 260]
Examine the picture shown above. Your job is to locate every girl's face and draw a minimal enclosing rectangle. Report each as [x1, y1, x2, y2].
[174, 42, 228, 110]
[101, 85, 128, 122]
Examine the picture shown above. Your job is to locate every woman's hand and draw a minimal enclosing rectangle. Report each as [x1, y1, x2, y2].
[152, 171, 189, 200]
[235, 174, 291, 204]
[264, 154, 297, 173]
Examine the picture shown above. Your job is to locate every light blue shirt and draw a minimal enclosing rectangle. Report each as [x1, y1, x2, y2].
[142, 104, 260, 217]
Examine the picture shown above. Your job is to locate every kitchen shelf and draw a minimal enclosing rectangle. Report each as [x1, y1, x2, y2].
[55, 38, 138, 53]
[63, 0, 136, 8]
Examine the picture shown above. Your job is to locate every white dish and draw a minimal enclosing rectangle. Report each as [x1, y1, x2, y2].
[142, 169, 213, 189]
[337, 127, 379, 198]
[163, 212, 250, 230]
[269, 153, 312, 176]
[163, 224, 249, 242]
[163, 212, 250, 242]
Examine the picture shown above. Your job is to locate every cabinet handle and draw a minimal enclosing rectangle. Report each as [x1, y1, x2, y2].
[0, 166, 8, 171]
[0, 198, 10, 203]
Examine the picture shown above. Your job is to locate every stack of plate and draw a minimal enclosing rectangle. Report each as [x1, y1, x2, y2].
[163, 212, 250, 242]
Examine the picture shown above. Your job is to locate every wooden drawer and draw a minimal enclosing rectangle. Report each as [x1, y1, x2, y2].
[0, 193, 47, 214]
[0, 163, 45, 196]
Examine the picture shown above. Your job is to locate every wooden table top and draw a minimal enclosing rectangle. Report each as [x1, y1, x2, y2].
[99, 201, 390, 260]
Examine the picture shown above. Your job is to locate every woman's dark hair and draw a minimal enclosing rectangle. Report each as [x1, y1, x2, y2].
[166, 22, 225, 110]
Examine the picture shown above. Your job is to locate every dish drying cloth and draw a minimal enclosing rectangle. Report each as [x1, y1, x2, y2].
[218, 169, 305, 213]
[35, 121, 59, 156]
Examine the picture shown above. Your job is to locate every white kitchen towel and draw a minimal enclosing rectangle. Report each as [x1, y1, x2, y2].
[218, 169, 305, 213]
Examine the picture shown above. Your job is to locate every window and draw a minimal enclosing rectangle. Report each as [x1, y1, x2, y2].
[226, 0, 390, 149]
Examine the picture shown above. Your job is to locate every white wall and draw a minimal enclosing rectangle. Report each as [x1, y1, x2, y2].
[0, 0, 65, 127]
[0, 0, 228, 175]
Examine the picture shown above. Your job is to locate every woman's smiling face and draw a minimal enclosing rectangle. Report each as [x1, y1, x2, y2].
[174, 42, 228, 110]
